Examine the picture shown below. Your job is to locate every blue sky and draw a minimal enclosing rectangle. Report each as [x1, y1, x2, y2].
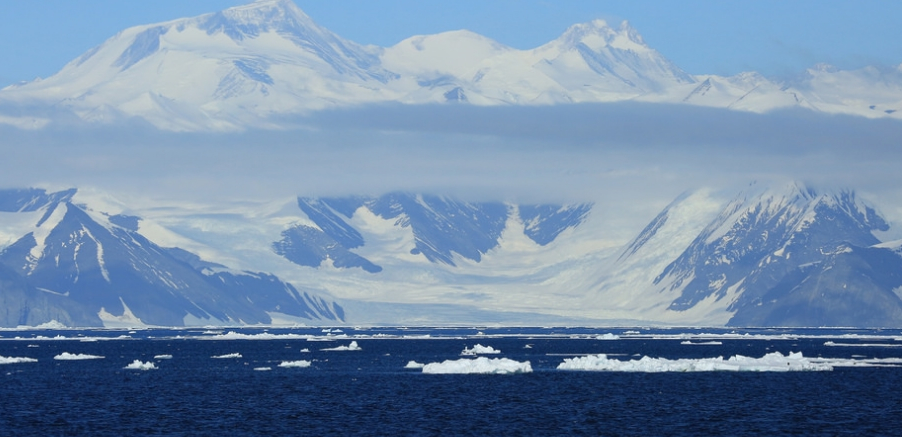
[1, 0, 901, 87]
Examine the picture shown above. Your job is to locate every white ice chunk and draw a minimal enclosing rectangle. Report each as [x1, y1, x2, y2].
[557, 351, 832, 372]
[124, 360, 158, 370]
[54, 352, 104, 360]
[211, 352, 242, 359]
[824, 341, 902, 348]
[681, 341, 723, 345]
[596, 333, 620, 340]
[278, 360, 312, 368]
[153, 354, 173, 360]
[254, 367, 272, 371]
[404, 360, 425, 369]
[422, 357, 533, 374]
[0, 355, 38, 364]
[321, 341, 361, 351]
[202, 331, 312, 340]
[33, 320, 67, 329]
[461, 344, 501, 356]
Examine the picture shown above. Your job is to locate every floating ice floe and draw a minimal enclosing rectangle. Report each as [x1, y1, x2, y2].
[300, 348, 310, 353]
[321, 341, 361, 351]
[54, 352, 104, 360]
[596, 333, 620, 340]
[153, 354, 173, 360]
[681, 341, 723, 346]
[278, 360, 312, 368]
[211, 353, 242, 359]
[254, 367, 272, 371]
[557, 352, 832, 372]
[0, 355, 38, 364]
[404, 361, 425, 369]
[811, 357, 902, 367]
[824, 341, 902, 348]
[202, 331, 312, 340]
[461, 344, 500, 356]
[124, 360, 157, 370]
[422, 357, 533, 374]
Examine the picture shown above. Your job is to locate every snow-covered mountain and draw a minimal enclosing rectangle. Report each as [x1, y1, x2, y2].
[0, 0, 900, 130]
[598, 182, 902, 327]
[1, 182, 901, 327]
[0, 188, 344, 327]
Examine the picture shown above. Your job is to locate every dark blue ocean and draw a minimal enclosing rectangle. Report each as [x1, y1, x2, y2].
[2, 326, 902, 436]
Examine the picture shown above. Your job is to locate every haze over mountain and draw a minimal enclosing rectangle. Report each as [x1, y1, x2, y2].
[1, 0, 901, 131]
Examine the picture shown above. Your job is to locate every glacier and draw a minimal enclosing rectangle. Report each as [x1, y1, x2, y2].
[3, 180, 902, 328]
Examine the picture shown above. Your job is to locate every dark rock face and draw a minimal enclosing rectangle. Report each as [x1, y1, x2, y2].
[729, 245, 902, 327]
[274, 193, 592, 272]
[648, 184, 902, 327]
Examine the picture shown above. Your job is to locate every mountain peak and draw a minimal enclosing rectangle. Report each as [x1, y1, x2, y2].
[200, 0, 320, 41]
[556, 19, 647, 52]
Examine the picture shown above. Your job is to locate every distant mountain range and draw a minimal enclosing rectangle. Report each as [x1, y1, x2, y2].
[0, 0, 900, 131]
[1, 183, 901, 328]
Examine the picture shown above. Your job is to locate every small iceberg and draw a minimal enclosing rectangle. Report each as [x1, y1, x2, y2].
[404, 360, 425, 369]
[681, 341, 723, 346]
[124, 360, 157, 370]
[54, 352, 104, 360]
[0, 355, 38, 364]
[254, 367, 272, 371]
[211, 353, 242, 359]
[321, 341, 361, 351]
[278, 360, 312, 368]
[460, 344, 500, 356]
[422, 357, 532, 374]
[153, 354, 173, 360]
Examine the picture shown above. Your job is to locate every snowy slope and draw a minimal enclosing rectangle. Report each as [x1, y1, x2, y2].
[0, 188, 344, 327]
[1, 0, 900, 130]
[1, 183, 900, 327]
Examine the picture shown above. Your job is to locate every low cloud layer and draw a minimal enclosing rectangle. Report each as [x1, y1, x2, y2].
[3, 102, 902, 237]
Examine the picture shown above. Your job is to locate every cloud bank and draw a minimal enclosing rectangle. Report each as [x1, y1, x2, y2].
[2, 102, 902, 237]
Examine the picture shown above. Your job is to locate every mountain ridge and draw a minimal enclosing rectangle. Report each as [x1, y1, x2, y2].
[4, 182, 899, 327]
[1, 0, 900, 131]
